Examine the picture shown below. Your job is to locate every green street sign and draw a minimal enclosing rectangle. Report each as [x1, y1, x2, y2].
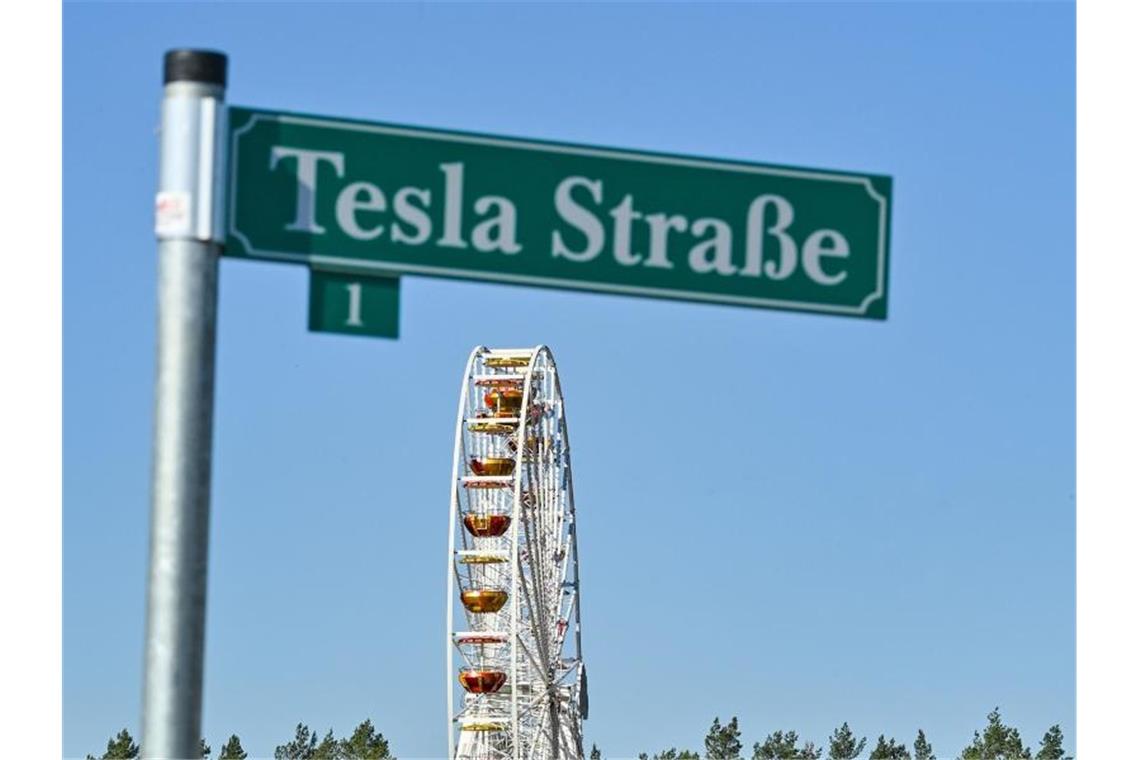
[308, 268, 399, 339]
[227, 106, 892, 319]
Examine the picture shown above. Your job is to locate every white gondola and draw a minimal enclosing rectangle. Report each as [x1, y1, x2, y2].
[447, 346, 587, 760]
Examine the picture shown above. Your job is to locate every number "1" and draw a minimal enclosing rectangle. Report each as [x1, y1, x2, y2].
[344, 282, 364, 327]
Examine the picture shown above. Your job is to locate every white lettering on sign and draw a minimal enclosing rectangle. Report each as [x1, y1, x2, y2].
[472, 196, 522, 254]
[743, 194, 795, 279]
[549, 176, 851, 285]
[608, 195, 642, 267]
[437, 162, 467, 249]
[266, 147, 853, 286]
[644, 212, 687, 270]
[802, 229, 850, 286]
[336, 181, 386, 241]
[269, 146, 345, 234]
[551, 177, 604, 263]
[688, 218, 736, 276]
[392, 187, 432, 245]
[344, 282, 364, 327]
[271, 149, 522, 256]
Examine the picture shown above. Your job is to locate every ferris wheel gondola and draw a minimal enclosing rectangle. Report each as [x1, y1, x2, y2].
[447, 346, 587, 760]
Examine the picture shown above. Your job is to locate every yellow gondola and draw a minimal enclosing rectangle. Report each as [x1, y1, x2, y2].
[460, 721, 508, 732]
[468, 420, 517, 435]
[469, 457, 516, 477]
[484, 388, 523, 418]
[458, 553, 508, 564]
[484, 355, 530, 368]
[460, 588, 508, 613]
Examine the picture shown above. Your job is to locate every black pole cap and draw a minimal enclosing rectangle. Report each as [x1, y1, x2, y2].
[163, 49, 227, 87]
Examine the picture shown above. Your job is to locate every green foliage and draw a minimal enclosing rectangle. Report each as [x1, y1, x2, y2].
[914, 730, 936, 760]
[87, 729, 139, 760]
[648, 749, 701, 760]
[273, 721, 394, 760]
[341, 719, 393, 759]
[828, 723, 867, 760]
[275, 723, 318, 760]
[1034, 725, 1069, 760]
[959, 708, 1032, 760]
[753, 730, 793, 760]
[80, 713, 1065, 760]
[312, 729, 340, 759]
[218, 735, 249, 760]
[753, 730, 820, 759]
[706, 716, 744, 759]
[869, 735, 911, 759]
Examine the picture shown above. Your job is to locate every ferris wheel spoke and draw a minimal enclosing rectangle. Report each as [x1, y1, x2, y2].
[513, 629, 551, 690]
[518, 492, 555, 662]
[515, 531, 553, 672]
[526, 699, 553, 760]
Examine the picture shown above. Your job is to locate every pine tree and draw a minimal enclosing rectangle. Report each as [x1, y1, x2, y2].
[218, 735, 249, 760]
[87, 729, 139, 760]
[1033, 726, 1069, 760]
[312, 729, 340, 759]
[590, 744, 602, 760]
[276, 723, 319, 760]
[753, 731, 818, 759]
[752, 730, 790, 759]
[828, 724, 867, 760]
[706, 716, 744, 759]
[914, 730, 935, 760]
[959, 708, 1032, 760]
[341, 719, 393, 759]
[200, 738, 212, 759]
[650, 750, 700, 760]
[868, 735, 910, 760]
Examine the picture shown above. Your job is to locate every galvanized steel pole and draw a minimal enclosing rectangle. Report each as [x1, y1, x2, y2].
[141, 49, 228, 760]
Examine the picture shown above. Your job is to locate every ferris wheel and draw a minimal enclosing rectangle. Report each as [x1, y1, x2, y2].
[447, 346, 588, 760]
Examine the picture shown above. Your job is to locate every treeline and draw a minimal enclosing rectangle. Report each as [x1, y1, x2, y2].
[84, 719, 392, 759]
[606, 709, 1069, 760]
[83, 707, 1069, 759]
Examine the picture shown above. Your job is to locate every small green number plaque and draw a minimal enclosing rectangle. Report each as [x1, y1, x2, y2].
[308, 268, 399, 339]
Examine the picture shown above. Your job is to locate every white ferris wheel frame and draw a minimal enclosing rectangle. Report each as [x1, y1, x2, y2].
[446, 345, 586, 760]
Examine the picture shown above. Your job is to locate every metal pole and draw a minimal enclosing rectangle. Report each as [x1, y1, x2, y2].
[141, 49, 228, 760]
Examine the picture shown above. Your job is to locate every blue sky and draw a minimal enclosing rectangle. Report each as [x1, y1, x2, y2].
[64, 2, 1074, 758]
